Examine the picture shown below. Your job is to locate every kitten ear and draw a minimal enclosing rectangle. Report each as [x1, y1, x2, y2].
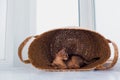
[58, 48, 66, 54]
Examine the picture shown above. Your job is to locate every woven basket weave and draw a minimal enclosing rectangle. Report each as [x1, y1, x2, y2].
[18, 27, 118, 71]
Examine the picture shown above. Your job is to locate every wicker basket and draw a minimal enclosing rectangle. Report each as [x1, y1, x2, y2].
[18, 27, 118, 71]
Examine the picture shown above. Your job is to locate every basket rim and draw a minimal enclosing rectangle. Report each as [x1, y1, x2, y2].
[34, 26, 106, 40]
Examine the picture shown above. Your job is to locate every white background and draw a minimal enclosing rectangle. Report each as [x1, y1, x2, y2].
[37, 0, 79, 34]
[95, 0, 120, 58]
[0, 0, 6, 60]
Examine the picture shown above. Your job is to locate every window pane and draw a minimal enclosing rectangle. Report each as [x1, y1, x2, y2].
[95, 0, 120, 57]
[0, 0, 7, 60]
[79, 0, 95, 30]
[37, 0, 79, 34]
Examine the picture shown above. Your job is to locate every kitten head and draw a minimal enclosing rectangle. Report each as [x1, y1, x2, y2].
[56, 48, 68, 60]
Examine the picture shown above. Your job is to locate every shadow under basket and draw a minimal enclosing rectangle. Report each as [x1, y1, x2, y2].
[18, 28, 119, 71]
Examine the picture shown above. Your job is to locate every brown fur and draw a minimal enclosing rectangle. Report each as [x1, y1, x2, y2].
[67, 56, 84, 69]
[51, 48, 99, 69]
[51, 48, 68, 69]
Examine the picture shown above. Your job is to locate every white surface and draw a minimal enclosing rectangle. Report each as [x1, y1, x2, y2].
[12, 0, 36, 67]
[79, 0, 95, 30]
[36, 0, 79, 34]
[0, 59, 120, 80]
[0, 70, 120, 80]
[0, 61, 120, 80]
[95, 0, 120, 57]
[0, 0, 7, 60]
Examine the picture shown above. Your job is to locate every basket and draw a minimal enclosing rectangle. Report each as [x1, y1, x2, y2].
[18, 27, 118, 71]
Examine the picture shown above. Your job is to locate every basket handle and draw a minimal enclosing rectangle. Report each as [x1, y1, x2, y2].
[95, 39, 119, 70]
[18, 36, 34, 64]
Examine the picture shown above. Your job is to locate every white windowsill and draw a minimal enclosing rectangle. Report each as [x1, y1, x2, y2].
[0, 59, 120, 80]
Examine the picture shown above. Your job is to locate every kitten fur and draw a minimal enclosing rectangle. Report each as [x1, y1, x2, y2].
[51, 48, 68, 69]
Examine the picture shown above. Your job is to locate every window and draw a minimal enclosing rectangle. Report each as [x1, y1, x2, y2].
[0, 0, 7, 60]
[0, 0, 13, 66]
[95, 0, 120, 57]
[37, 0, 79, 34]
[36, 0, 95, 34]
[79, 0, 95, 30]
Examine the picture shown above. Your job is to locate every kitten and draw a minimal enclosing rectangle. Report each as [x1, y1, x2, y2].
[67, 55, 84, 69]
[51, 48, 68, 69]
[51, 48, 99, 69]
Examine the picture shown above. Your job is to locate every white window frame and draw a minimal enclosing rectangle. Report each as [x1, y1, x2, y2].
[0, 0, 14, 67]
[78, 0, 95, 30]
[0, 0, 95, 68]
[0, 0, 7, 60]
[0, 0, 36, 68]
